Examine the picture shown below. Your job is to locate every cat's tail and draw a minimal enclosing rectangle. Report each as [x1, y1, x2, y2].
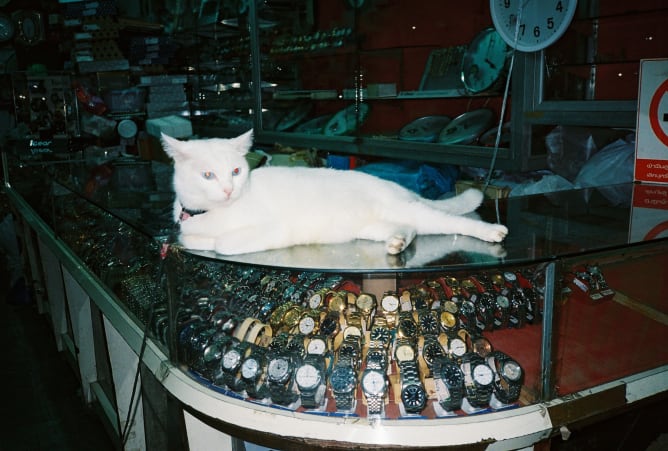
[425, 188, 484, 215]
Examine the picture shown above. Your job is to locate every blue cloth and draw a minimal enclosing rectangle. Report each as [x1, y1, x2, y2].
[355, 160, 458, 199]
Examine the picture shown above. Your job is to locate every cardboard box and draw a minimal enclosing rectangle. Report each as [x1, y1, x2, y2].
[455, 180, 510, 199]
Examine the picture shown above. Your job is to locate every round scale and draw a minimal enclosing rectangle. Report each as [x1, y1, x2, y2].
[398, 115, 451, 142]
[324, 103, 370, 136]
[438, 109, 495, 145]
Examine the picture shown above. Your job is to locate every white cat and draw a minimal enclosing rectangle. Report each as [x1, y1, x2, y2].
[161, 130, 508, 256]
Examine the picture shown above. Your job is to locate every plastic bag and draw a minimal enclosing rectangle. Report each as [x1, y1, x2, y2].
[545, 126, 598, 182]
[356, 160, 458, 199]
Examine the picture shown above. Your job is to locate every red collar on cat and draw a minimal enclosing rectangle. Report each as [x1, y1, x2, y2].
[179, 206, 207, 221]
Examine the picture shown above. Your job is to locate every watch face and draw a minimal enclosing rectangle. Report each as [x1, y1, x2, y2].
[222, 349, 241, 370]
[356, 293, 376, 311]
[442, 362, 464, 386]
[298, 316, 316, 335]
[496, 295, 510, 309]
[296, 364, 321, 389]
[398, 318, 418, 338]
[473, 364, 494, 385]
[330, 365, 356, 392]
[370, 326, 391, 343]
[423, 341, 445, 364]
[395, 344, 415, 362]
[502, 360, 523, 381]
[362, 370, 386, 395]
[328, 294, 346, 312]
[461, 300, 476, 315]
[307, 338, 326, 355]
[401, 384, 427, 411]
[343, 325, 362, 339]
[440, 311, 457, 328]
[420, 313, 439, 334]
[241, 358, 259, 379]
[473, 338, 493, 357]
[267, 357, 290, 381]
[308, 292, 323, 309]
[319, 314, 339, 336]
[503, 271, 517, 283]
[490, 0, 578, 52]
[461, 28, 509, 93]
[381, 294, 399, 312]
[449, 338, 467, 357]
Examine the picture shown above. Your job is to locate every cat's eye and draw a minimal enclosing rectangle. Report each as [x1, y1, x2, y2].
[232, 167, 241, 176]
[202, 171, 215, 180]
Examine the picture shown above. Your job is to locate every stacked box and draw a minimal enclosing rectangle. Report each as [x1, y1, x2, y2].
[128, 36, 178, 66]
[143, 76, 189, 118]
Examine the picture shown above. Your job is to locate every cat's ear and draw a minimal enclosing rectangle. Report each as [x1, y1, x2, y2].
[231, 129, 253, 155]
[161, 133, 185, 161]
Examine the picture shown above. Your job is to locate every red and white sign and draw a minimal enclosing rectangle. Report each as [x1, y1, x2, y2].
[635, 59, 668, 184]
[629, 184, 668, 243]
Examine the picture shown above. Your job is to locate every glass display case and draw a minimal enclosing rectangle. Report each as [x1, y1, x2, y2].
[3, 146, 668, 449]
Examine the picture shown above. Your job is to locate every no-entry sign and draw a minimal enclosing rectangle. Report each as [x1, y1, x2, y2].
[635, 59, 668, 184]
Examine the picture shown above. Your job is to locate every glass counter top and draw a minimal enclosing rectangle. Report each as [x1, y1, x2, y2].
[185, 182, 667, 273]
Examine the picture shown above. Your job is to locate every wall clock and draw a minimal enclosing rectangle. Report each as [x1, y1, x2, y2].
[13, 10, 44, 46]
[490, 0, 578, 52]
[461, 28, 510, 94]
[0, 13, 15, 43]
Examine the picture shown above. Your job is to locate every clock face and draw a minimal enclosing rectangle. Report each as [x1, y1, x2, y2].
[497, 295, 510, 309]
[296, 364, 321, 389]
[356, 293, 376, 310]
[502, 360, 523, 381]
[449, 338, 467, 357]
[307, 338, 326, 355]
[362, 370, 386, 395]
[401, 384, 426, 410]
[298, 316, 316, 335]
[461, 28, 509, 94]
[0, 14, 15, 42]
[395, 344, 415, 362]
[241, 358, 259, 379]
[443, 363, 464, 386]
[473, 364, 494, 385]
[490, 0, 578, 52]
[440, 311, 457, 328]
[268, 357, 290, 380]
[381, 294, 399, 312]
[330, 365, 356, 392]
[222, 349, 241, 370]
[308, 293, 323, 309]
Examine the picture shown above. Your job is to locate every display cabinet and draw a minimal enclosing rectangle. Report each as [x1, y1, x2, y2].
[3, 146, 668, 449]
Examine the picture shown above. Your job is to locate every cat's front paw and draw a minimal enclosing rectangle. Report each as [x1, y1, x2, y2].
[484, 224, 509, 243]
[386, 234, 408, 255]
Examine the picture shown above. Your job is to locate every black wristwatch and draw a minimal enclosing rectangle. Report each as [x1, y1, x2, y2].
[460, 352, 494, 408]
[432, 356, 465, 412]
[487, 350, 523, 404]
[398, 360, 427, 414]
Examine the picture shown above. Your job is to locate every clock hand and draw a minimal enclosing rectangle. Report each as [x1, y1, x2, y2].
[485, 58, 497, 69]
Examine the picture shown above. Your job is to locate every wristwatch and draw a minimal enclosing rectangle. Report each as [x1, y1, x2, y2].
[298, 309, 321, 336]
[239, 345, 266, 398]
[446, 334, 468, 362]
[355, 292, 377, 321]
[306, 335, 329, 356]
[220, 340, 250, 391]
[432, 355, 465, 412]
[369, 324, 392, 349]
[439, 310, 459, 335]
[361, 367, 387, 416]
[421, 334, 445, 374]
[398, 360, 427, 414]
[266, 350, 299, 406]
[380, 291, 400, 327]
[397, 311, 418, 340]
[329, 357, 358, 411]
[295, 354, 326, 409]
[318, 311, 341, 337]
[487, 350, 523, 404]
[461, 352, 494, 408]
[394, 338, 417, 364]
[417, 309, 440, 336]
[338, 335, 362, 370]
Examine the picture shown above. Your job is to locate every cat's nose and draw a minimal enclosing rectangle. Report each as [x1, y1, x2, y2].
[224, 188, 233, 198]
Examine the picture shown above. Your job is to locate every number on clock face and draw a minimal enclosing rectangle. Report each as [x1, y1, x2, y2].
[490, 0, 578, 52]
